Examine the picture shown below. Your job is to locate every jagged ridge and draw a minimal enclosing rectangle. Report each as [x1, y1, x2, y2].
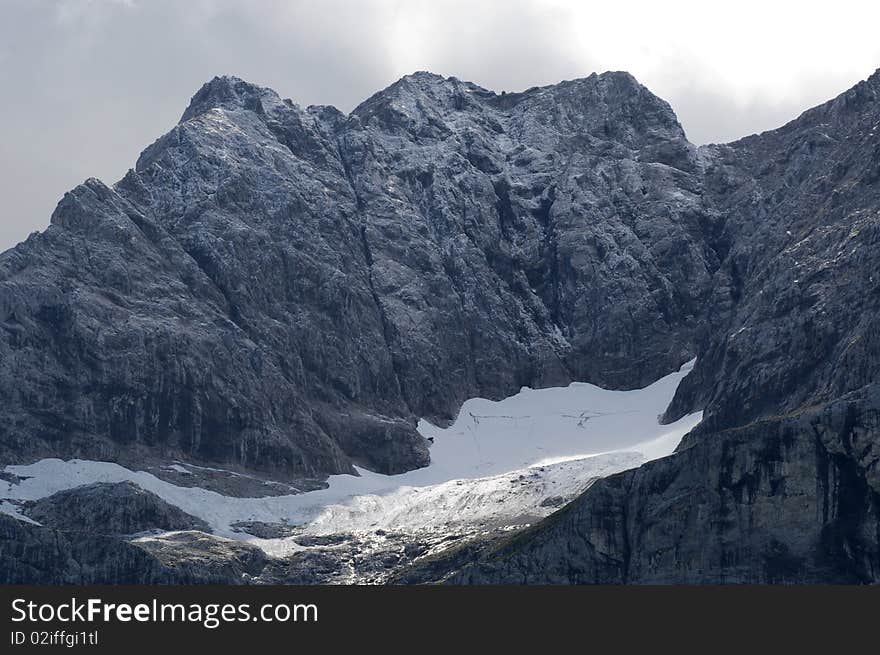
[0, 71, 715, 478]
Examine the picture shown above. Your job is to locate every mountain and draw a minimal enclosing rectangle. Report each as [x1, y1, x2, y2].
[0, 71, 713, 479]
[1, 69, 879, 583]
[423, 70, 880, 584]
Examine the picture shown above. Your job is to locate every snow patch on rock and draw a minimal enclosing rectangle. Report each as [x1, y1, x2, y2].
[1, 360, 701, 554]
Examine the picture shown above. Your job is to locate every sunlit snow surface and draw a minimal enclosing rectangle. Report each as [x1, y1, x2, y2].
[1, 360, 701, 555]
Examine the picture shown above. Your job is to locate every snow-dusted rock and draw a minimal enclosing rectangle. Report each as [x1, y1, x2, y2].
[0, 72, 714, 478]
[425, 70, 880, 584]
[2, 67, 880, 584]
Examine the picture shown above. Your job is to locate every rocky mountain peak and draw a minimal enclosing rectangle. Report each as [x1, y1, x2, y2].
[528, 71, 688, 148]
[349, 71, 490, 138]
[178, 75, 282, 123]
[3, 68, 880, 585]
[4, 66, 878, 482]
[0, 69, 721, 479]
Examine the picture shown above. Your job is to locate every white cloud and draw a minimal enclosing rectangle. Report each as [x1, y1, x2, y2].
[0, 0, 878, 249]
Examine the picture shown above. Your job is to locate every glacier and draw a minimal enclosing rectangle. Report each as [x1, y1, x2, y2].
[1, 359, 701, 563]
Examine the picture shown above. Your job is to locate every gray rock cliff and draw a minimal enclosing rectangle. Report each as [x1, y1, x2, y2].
[433, 70, 880, 584]
[0, 72, 713, 478]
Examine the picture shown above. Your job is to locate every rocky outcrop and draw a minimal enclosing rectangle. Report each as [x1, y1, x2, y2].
[0, 512, 292, 584]
[24, 481, 210, 536]
[0, 514, 185, 584]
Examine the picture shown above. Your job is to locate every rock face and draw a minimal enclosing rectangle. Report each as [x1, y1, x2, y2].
[431, 70, 880, 584]
[666, 70, 880, 432]
[441, 392, 880, 583]
[0, 513, 278, 584]
[1, 68, 880, 584]
[0, 71, 713, 478]
[24, 481, 210, 536]
[0, 514, 183, 584]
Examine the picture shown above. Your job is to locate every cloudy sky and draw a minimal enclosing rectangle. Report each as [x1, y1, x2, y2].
[1, 0, 879, 250]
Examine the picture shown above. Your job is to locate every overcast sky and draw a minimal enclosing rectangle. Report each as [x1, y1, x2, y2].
[1, 0, 879, 251]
